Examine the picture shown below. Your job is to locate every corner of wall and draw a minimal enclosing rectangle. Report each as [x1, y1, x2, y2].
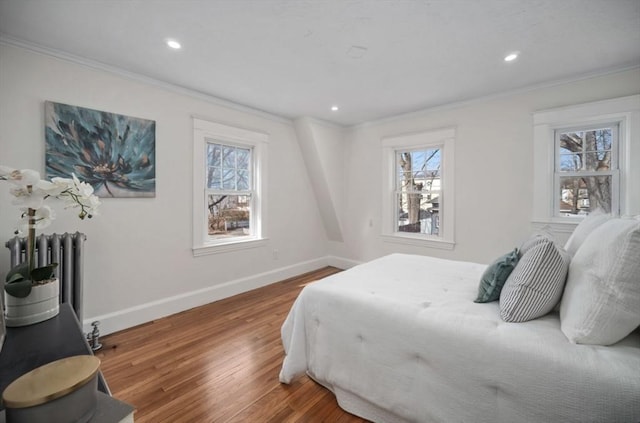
[293, 117, 344, 242]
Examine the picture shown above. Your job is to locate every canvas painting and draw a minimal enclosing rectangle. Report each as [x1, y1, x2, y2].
[45, 101, 156, 198]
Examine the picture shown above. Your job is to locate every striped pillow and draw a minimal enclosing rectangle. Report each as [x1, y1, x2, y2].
[499, 238, 570, 322]
[519, 234, 551, 256]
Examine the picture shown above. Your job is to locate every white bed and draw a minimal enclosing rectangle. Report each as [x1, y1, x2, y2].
[279, 253, 640, 423]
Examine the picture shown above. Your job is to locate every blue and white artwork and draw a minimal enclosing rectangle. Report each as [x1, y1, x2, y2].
[45, 101, 156, 198]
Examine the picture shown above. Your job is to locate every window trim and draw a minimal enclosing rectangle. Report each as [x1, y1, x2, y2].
[381, 127, 455, 250]
[193, 118, 268, 256]
[532, 95, 640, 230]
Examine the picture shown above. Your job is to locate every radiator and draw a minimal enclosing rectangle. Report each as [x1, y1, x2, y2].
[5, 232, 86, 322]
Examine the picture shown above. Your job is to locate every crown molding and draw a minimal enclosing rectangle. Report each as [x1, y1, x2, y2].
[353, 65, 640, 130]
[0, 34, 294, 126]
[2, 34, 638, 131]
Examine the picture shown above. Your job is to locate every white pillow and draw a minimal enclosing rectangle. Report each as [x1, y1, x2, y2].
[564, 211, 610, 257]
[560, 218, 640, 345]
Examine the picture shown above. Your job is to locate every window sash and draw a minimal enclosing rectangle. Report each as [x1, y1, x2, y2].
[205, 141, 256, 240]
[393, 146, 443, 238]
[206, 141, 253, 191]
[206, 193, 254, 239]
[394, 188, 441, 236]
[554, 124, 618, 173]
[394, 147, 442, 190]
[553, 123, 619, 216]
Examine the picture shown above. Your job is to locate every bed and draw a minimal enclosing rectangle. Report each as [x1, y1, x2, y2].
[279, 253, 640, 423]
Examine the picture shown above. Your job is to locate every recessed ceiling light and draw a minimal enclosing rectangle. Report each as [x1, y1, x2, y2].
[331, 105, 339, 111]
[504, 52, 519, 62]
[166, 39, 181, 49]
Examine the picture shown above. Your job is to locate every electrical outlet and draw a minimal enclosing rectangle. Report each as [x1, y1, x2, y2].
[273, 249, 279, 260]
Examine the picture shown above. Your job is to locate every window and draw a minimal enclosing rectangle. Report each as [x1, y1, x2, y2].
[193, 119, 268, 255]
[532, 95, 639, 230]
[554, 124, 618, 217]
[382, 128, 455, 249]
[206, 143, 253, 239]
[396, 147, 442, 235]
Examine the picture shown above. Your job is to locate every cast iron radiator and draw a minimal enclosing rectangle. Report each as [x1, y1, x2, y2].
[5, 232, 86, 322]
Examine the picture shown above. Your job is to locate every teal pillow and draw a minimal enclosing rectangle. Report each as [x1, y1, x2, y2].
[474, 248, 519, 303]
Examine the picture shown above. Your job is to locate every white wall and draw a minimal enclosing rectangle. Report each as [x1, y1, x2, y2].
[2, 42, 639, 334]
[0, 44, 328, 334]
[337, 69, 640, 265]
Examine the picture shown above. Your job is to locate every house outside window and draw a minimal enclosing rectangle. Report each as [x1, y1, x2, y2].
[193, 119, 268, 256]
[382, 127, 455, 250]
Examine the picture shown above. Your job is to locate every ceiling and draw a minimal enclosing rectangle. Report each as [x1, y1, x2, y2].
[1, 0, 639, 126]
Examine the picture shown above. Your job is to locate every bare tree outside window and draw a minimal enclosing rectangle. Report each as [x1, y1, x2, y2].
[557, 127, 616, 216]
[396, 148, 441, 235]
[206, 142, 253, 238]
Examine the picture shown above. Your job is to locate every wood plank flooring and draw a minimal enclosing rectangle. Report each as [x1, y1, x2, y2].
[95, 267, 369, 423]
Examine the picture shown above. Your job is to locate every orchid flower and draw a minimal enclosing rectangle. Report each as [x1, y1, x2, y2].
[1, 165, 101, 297]
[18, 205, 55, 231]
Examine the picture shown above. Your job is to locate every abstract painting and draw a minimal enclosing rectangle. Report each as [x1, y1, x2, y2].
[45, 101, 156, 198]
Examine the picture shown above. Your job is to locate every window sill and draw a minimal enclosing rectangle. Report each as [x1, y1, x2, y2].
[530, 219, 580, 236]
[193, 237, 268, 257]
[381, 234, 455, 250]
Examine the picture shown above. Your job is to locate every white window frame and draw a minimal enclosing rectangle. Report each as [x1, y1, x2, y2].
[381, 127, 455, 250]
[193, 118, 268, 256]
[532, 95, 640, 233]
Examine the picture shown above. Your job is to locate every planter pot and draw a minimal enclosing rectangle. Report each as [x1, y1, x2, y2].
[4, 279, 60, 327]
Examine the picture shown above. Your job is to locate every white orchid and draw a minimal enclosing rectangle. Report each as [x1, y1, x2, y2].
[38, 177, 72, 196]
[17, 173, 102, 220]
[18, 205, 55, 231]
[1, 165, 101, 297]
[9, 186, 45, 210]
[0, 167, 41, 186]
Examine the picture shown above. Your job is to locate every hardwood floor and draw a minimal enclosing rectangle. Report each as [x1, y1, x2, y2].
[95, 267, 369, 423]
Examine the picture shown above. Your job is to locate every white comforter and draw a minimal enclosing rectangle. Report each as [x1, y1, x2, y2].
[279, 254, 640, 423]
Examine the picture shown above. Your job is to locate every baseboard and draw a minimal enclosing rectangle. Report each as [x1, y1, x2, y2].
[83, 256, 331, 335]
[327, 255, 362, 269]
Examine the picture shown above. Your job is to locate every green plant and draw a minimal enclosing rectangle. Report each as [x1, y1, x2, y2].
[1, 166, 100, 297]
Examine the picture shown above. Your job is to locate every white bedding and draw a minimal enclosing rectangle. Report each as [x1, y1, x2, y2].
[279, 254, 640, 423]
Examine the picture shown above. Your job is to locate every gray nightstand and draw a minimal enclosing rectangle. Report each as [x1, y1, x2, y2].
[0, 303, 134, 422]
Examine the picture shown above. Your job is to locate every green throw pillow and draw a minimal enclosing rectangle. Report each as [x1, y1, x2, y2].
[474, 248, 519, 303]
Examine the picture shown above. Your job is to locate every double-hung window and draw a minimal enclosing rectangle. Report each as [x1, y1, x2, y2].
[206, 142, 253, 239]
[193, 119, 268, 255]
[532, 95, 640, 229]
[395, 147, 442, 235]
[382, 127, 455, 249]
[554, 124, 619, 216]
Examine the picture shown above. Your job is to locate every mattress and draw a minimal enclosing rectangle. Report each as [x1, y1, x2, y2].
[279, 253, 640, 423]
